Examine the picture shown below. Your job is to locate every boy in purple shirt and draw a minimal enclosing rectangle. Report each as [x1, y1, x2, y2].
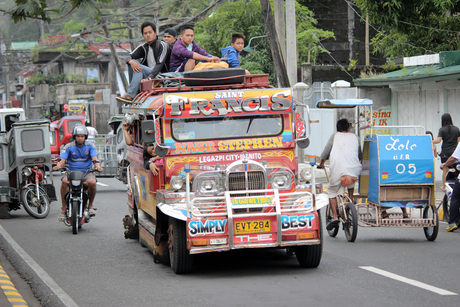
[169, 25, 220, 72]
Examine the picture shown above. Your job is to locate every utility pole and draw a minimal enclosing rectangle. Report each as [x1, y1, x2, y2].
[274, 0, 286, 64]
[260, 0, 290, 88]
[102, 20, 129, 92]
[286, 0, 297, 86]
[0, 32, 9, 103]
[153, 0, 159, 32]
[365, 13, 369, 66]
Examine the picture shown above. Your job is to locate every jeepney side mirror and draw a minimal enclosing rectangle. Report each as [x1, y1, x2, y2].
[141, 120, 156, 144]
[155, 144, 169, 157]
[297, 138, 310, 149]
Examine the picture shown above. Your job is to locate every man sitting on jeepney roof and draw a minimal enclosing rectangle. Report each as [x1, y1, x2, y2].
[318, 118, 362, 230]
[116, 21, 170, 105]
[169, 25, 220, 72]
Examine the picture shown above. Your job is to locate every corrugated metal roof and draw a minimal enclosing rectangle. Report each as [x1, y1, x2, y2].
[354, 63, 460, 86]
[354, 51, 460, 86]
[11, 41, 39, 50]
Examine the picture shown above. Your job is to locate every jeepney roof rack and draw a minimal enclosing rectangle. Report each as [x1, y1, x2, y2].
[140, 74, 273, 95]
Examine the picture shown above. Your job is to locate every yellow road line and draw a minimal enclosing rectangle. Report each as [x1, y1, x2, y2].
[0, 265, 28, 307]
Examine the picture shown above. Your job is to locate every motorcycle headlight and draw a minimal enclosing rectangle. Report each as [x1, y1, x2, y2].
[299, 168, 312, 182]
[170, 176, 184, 191]
[71, 180, 82, 186]
[22, 167, 32, 177]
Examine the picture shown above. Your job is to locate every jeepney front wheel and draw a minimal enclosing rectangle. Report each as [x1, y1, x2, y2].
[168, 217, 192, 274]
[295, 210, 323, 268]
[423, 205, 439, 241]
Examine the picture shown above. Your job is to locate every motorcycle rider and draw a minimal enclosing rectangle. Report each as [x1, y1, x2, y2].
[53, 125, 103, 222]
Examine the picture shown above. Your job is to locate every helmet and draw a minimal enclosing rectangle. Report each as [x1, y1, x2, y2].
[72, 125, 88, 139]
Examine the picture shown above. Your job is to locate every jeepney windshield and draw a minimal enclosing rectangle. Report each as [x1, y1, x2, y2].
[171, 115, 283, 141]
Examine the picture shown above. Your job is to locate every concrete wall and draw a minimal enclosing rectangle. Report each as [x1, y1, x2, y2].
[55, 83, 111, 105]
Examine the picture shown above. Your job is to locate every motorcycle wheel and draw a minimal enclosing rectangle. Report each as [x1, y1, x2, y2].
[71, 200, 79, 234]
[20, 185, 50, 219]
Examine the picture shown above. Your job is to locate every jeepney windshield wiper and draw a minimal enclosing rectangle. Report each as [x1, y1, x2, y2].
[246, 117, 254, 134]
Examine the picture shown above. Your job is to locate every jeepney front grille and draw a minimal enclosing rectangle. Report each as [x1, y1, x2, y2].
[229, 171, 265, 212]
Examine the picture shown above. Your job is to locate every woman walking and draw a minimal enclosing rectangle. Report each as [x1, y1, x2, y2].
[433, 113, 460, 191]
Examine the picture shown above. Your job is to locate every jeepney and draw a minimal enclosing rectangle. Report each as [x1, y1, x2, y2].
[122, 71, 326, 274]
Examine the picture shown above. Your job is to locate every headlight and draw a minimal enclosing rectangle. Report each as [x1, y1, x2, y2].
[193, 174, 223, 196]
[273, 175, 288, 187]
[170, 176, 184, 191]
[299, 168, 312, 182]
[270, 169, 294, 190]
[71, 180, 82, 186]
[199, 179, 218, 194]
[22, 167, 32, 177]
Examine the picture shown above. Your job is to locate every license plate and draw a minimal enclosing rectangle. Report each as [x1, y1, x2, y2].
[234, 220, 271, 234]
[210, 238, 227, 245]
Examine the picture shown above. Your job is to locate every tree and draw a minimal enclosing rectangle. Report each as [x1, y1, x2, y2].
[1, 0, 113, 23]
[354, 0, 460, 57]
[194, 0, 333, 83]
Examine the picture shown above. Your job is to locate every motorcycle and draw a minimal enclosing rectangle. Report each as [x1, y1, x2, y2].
[0, 120, 56, 219]
[63, 168, 98, 234]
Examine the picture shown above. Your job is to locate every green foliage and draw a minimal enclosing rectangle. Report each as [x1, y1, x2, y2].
[355, 0, 460, 57]
[5, 0, 113, 23]
[87, 77, 99, 83]
[195, 0, 334, 84]
[70, 72, 83, 83]
[25, 72, 67, 85]
[62, 20, 86, 35]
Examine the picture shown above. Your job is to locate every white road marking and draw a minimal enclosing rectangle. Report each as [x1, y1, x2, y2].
[360, 266, 457, 296]
[0, 224, 79, 306]
[97, 182, 108, 186]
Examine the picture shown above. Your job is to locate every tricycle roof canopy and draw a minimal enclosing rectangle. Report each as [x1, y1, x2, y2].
[316, 99, 373, 108]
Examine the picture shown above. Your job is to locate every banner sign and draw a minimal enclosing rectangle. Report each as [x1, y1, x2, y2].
[164, 88, 293, 119]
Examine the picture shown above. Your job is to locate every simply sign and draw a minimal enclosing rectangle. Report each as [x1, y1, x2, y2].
[164, 89, 293, 119]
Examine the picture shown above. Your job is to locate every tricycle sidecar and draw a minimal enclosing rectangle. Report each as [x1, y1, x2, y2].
[0, 119, 57, 219]
[317, 99, 438, 241]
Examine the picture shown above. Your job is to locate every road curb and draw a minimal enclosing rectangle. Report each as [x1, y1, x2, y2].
[0, 225, 74, 307]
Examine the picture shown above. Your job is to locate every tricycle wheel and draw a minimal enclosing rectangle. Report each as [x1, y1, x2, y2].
[442, 194, 450, 222]
[423, 205, 438, 241]
[343, 203, 358, 242]
[295, 211, 323, 268]
[168, 217, 192, 274]
[20, 185, 50, 219]
[325, 205, 339, 237]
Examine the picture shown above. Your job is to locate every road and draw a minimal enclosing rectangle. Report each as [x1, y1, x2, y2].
[0, 174, 459, 307]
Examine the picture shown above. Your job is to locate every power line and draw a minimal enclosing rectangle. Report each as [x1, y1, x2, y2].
[345, 0, 434, 54]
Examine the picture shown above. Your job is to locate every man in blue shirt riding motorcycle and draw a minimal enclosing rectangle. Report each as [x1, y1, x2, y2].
[53, 125, 103, 222]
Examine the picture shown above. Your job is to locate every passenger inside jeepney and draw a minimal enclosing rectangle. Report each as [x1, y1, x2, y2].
[122, 121, 134, 146]
[143, 144, 163, 176]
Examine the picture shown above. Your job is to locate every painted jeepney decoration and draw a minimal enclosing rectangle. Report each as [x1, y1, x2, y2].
[122, 77, 325, 274]
[367, 134, 435, 207]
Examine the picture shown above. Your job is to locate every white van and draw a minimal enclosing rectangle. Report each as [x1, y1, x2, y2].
[0, 108, 26, 132]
